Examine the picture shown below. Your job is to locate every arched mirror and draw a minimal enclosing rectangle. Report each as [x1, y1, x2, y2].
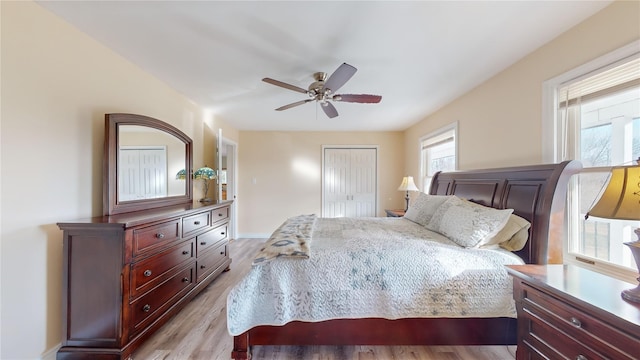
[104, 113, 193, 215]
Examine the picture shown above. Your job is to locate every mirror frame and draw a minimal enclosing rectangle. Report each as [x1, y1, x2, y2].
[104, 113, 193, 216]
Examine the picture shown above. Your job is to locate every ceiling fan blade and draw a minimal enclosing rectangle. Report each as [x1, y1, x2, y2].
[262, 78, 308, 94]
[323, 63, 357, 93]
[321, 102, 339, 118]
[333, 94, 382, 103]
[275, 99, 313, 111]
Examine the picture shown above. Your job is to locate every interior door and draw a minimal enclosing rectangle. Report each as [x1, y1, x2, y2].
[322, 147, 377, 217]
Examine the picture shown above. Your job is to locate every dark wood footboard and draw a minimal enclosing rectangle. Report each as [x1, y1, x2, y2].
[232, 317, 517, 359]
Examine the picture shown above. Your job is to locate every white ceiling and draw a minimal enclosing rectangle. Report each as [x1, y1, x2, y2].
[36, 1, 611, 132]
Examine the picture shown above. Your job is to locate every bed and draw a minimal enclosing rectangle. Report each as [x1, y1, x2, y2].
[229, 161, 581, 359]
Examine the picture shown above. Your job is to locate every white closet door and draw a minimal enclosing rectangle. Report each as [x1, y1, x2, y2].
[323, 148, 350, 217]
[119, 149, 141, 201]
[323, 147, 377, 218]
[118, 147, 167, 201]
[348, 148, 376, 217]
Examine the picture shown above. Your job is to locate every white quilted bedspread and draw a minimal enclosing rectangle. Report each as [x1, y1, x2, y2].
[227, 217, 524, 336]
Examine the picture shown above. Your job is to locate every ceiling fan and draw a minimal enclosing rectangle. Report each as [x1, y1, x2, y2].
[262, 63, 382, 119]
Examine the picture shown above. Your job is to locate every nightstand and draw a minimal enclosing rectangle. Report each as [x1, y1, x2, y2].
[506, 264, 640, 360]
[385, 209, 405, 217]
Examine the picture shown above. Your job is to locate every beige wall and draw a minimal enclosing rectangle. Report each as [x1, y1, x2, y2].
[238, 131, 404, 235]
[404, 0, 640, 179]
[0, 2, 234, 359]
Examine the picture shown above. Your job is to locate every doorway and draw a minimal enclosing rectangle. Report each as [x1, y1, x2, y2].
[218, 134, 237, 239]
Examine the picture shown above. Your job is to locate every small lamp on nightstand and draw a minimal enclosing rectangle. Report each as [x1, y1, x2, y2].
[586, 158, 640, 303]
[398, 176, 419, 211]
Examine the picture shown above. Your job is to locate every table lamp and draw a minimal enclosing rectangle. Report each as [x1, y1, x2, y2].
[585, 159, 640, 303]
[194, 166, 216, 202]
[398, 176, 419, 211]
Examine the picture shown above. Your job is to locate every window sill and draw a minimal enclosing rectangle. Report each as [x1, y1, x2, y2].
[564, 255, 637, 285]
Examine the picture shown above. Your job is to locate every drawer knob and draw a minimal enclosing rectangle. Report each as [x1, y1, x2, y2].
[200, 264, 206, 269]
[200, 242, 207, 246]
[576, 355, 588, 360]
[182, 277, 189, 283]
[218, 213, 223, 217]
[194, 221, 201, 225]
[221, 232, 225, 235]
[182, 250, 189, 255]
[155, 233, 165, 239]
[143, 270, 152, 277]
[220, 251, 225, 255]
[143, 304, 151, 312]
[569, 317, 582, 328]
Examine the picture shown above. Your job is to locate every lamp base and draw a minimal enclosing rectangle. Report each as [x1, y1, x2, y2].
[622, 237, 640, 304]
[621, 285, 640, 303]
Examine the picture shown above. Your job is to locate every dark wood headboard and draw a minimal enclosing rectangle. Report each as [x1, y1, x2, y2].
[429, 160, 582, 264]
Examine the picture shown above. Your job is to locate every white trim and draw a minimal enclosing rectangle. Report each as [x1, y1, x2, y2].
[41, 343, 60, 360]
[238, 233, 271, 239]
[542, 40, 640, 162]
[542, 40, 640, 282]
[418, 122, 458, 191]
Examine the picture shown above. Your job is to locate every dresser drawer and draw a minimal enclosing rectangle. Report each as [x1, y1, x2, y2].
[196, 242, 227, 282]
[196, 224, 227, 256]
[182, 211, 211, 237]
[522, 283, 637, 359]
[212, 206, 229, 224]
[523, 310, 608, 360]
[130, 240, 194, 298]
[130, 265, 194, 333]
[133, 219, 180, 255]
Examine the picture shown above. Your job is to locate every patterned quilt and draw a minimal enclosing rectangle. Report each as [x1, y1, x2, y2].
[227, 217, 525, 336]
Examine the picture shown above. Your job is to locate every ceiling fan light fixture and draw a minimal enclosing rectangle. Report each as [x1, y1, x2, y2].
[262, 63, 382, 118]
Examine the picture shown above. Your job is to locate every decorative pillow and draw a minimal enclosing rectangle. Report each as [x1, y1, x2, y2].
[403, 193, 451, 226]
[427, 196, 513, 248]
[477, 214, 531, 249]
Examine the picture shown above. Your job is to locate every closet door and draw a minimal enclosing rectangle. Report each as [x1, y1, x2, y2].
[118, 147, 167, 201]
[323, 147, 377, 218]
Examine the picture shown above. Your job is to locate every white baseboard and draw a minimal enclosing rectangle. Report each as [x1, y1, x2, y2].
[41, 343, 60, 360]
[237, 233, 269, 239]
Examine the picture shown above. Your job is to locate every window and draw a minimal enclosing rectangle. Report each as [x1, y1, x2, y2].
[420, 123, 457, 192]
[546, 43, 640, 281]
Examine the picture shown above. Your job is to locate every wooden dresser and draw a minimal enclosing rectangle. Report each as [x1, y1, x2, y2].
[57, 200, 232, 360]
[507, 265, 640, 360]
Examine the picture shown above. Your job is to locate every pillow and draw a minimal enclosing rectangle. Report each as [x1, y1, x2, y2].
[477, 214, 531, 249]
[403, 193, 451, 226]
[426, 196, 513, 248]
[500, 225, 531, 251]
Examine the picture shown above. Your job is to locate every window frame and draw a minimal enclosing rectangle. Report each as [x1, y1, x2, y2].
[542, 40, 640, 283]
[419, 122, 458, 192]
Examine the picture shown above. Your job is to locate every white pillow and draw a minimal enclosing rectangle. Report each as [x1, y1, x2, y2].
[477, 214, 531, 249]
[427, 196, 513, 248]
[403, 193, 451, 226]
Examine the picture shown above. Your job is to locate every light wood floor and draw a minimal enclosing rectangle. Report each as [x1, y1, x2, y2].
[131, 238, 517, 360]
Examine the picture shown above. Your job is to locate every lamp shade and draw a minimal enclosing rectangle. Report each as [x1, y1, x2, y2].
[175, 169, 187, 180]
[194, 166, 216, 180]
[586, 165, 640, 221]
[398, 176, 419, 192]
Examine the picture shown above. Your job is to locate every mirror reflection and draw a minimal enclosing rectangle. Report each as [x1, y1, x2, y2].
[118, 125, 186, 202]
